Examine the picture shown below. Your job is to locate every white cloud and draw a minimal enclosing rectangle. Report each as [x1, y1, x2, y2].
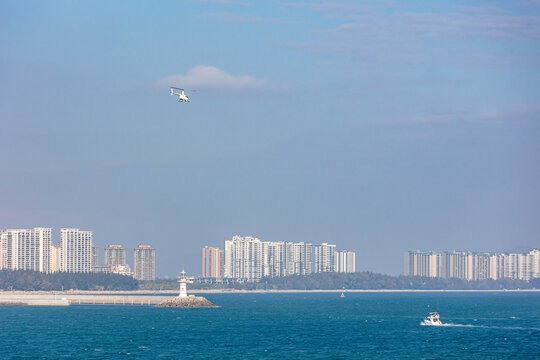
[157, 65, 270, 90]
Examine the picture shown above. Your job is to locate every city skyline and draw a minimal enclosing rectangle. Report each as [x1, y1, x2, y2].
[3, 226, 540, 281]
[1, 227, 150, 279]
[2, 226, 540, 278]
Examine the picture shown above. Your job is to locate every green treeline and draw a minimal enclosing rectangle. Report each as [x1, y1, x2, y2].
[2, 270, 539, 291]
[0, 270, 139, 291]
[254, 272, 540, 290]
[138, 278, 183, 290]
[141, 272, 540, 291]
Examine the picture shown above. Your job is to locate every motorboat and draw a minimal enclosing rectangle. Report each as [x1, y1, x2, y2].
[421, 312, 442, 326]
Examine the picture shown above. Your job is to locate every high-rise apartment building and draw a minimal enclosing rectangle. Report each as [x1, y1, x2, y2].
[520, 253, 533, 281]
[104, 245, 127, 266]
[224, 239, 234, 278]
[336, 250, 356, 273]
[404, 250, 438, 277]
[314, 243, 336, 273]
[134, 245, 155, 280]
[0, 230, 7, 270]
[61, 228, 93, 273]
[501, 251, 539, 281]
[224, 236, 263, 281]
[405, 249, 540, 281]
[202, 246, 223, 278]
[503, 253, 519, 280]
[50, 242, 61, 273]
[0, 228, 52, 273]
[261, 241, 288, 278]
[91, 243, 99, 267]
[441, 251, 470, 279]
[531, 249, 540, 279]
[261, 241, 276, 278]
[472, 253, 499, 280]
[292, 242, 313, 275]
[270, 241, 293, 277]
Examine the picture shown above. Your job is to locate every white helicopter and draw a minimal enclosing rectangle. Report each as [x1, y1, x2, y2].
[170, 87, 192, 102]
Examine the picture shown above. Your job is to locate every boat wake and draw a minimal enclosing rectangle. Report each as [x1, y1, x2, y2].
[421, 323, 540, 331]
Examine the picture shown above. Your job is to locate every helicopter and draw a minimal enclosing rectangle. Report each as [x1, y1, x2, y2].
[170, 87, 192, 102]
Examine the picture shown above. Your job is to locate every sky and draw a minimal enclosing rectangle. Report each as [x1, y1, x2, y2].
[1, 0, 539, 277]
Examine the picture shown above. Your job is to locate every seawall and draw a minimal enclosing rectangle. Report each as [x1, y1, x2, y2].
[0, 294, 170, 306]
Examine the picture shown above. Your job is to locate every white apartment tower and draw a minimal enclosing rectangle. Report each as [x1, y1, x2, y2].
[404, 250, 438, 277]
[530, 249, 540, 279]
[518, 253, 532, 281]
[263, 241, 287, 278]
[50, 242, 61, 273]
[61, 228, 93, 273]
[292, 242, 313, 275]
[134, 245, 155, 280]
[314, 243, 337, 273]
[0, 228, 52, 273]
[223, 236, 263, 281]
[441, 251, 470, 279]
[0, 230, 6, 270]
[337, 250, 356, 273]
[503, 253, 520, 280]
[281, 242, 295, 277]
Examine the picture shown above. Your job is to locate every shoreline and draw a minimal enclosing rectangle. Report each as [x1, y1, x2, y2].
[1, 288, 539, 295]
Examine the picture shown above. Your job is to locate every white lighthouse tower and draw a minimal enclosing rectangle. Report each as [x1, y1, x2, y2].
[178, 270, 193, 298]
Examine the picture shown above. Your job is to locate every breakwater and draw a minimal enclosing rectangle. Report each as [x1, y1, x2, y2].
[156, 295, 218, 308]
[0, 294, 170, 306]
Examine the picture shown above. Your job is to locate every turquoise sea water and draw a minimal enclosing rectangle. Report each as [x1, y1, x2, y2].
[1, 292, 539, 359]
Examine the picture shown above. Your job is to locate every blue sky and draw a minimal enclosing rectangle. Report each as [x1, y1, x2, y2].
[1, 0, 539, 276]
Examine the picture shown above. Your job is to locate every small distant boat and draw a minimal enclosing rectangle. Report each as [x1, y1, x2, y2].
[340, 291, 345, 298]
[421, 312, 442, 326]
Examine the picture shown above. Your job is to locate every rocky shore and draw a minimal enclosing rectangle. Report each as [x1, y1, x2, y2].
[156, 295, 219, 308]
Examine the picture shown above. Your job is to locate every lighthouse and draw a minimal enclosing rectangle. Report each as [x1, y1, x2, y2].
[178, 270, 193, 298]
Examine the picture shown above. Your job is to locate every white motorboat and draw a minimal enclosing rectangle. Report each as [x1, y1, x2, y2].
[421, 312, 442, 326]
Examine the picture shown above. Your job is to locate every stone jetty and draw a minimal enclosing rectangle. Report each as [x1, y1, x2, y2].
[0, 293, 168, 306]
[156, 295, 218, 308]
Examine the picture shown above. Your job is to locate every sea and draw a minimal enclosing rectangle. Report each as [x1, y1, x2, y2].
[1, 292, 539, 359]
